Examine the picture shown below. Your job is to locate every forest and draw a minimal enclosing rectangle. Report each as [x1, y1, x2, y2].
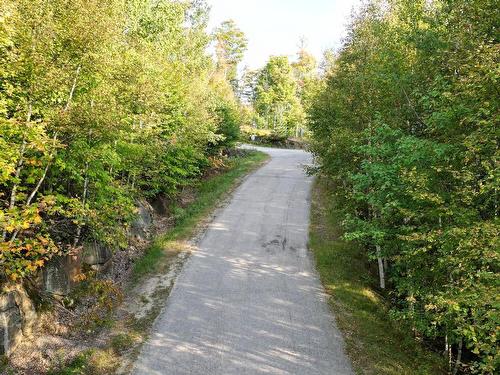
[0, 0, 247, 281]
[307, 0, 498, 373]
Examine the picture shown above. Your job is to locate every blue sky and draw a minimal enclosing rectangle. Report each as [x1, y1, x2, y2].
[207, 0, 362, 69]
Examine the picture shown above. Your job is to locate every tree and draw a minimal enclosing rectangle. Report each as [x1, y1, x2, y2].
[292, 41, 317, 100]
[213, 20, 248, 87]
[238, 67, 259, 104]
[254, 56, 304, 136]
[0, 0, 245, 281]
[292, 43, 320, 134]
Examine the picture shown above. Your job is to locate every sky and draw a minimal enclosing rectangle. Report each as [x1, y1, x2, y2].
[207, 0, 362, 70]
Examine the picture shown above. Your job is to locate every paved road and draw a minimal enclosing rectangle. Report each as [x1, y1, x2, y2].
[132, 146, 353, 375]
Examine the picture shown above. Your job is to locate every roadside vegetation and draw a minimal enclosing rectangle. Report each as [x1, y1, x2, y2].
[310, 177, 446, 375]
[238, 43, 320, 140]
[0, 0, 247, 282]
[0, 0, 260, 372]
[1, 0, 497, 374]
[307, 1, 498, 374]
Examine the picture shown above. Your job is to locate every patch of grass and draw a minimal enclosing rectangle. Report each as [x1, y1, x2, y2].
[309, 177, 446, 375]
[132, 150, 268, 280]
[48, 349, 119, 375]
[110, 333, 135, 354]
[0, 355, 9, 373]
[48, 350, 92, 375]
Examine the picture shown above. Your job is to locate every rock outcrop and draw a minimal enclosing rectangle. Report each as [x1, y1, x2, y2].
[0, 284, 36, 356]
[130, 200, 154, 240]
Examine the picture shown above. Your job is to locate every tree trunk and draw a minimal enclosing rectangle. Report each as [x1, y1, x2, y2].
[452, 338, 463, 375]
[445, 334, 452, 373]
[73, 161, 89, 248]
[25, 132, 58, 206]
[10, 133, 57, 243]
[2, 104, 33, 241]
[65, 65, 81, 112]
[376, 244, 385, 289]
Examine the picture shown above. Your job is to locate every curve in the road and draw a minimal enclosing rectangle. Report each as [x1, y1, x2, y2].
[132, 146, 353, 375]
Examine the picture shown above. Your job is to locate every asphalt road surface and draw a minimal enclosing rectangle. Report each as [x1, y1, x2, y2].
[132, 146, 353, 375]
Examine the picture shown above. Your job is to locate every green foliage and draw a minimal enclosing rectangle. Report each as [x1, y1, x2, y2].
[0, 0, 247, 281]
[48, 350, 93, 375]
[213, 103, 241, 150]
[208, 75, 243, 151]
[310, 178, 445, 375]
[308, 0, 499, 373]
[109, 333, 135, 355]
[213, 19, 248, 86]
[72, 278, 123, 333]
[239, 126, 289, 147]
[247, 44, 320, 138]
[48, 348, 118, 375]
[253, 56, 304, 136]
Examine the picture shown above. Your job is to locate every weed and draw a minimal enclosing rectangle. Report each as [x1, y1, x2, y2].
[48, 350, 92, 375]
[73, 279, 124, 334]
[48, 349, 119, 375]
[0, 355, 8, 372]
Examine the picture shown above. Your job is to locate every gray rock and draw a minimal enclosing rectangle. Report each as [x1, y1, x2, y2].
[0, 307, 22, 355]
[82, 242, 112, 266]
[40, 243, 112, 297]
[0, 292, 16, 312]
[42, 256, 72, 296]
[130, 200, 154, 240]
[40, 253, 82, 296]
[0, 286, 36, 356]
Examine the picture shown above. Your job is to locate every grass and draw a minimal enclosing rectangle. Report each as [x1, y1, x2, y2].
[132, 150, 268, 280]
[109, 333, 135, 354]
[309, 177, 446, 375]
[0, 355, 9, 374]
[47, 349, 118, 375]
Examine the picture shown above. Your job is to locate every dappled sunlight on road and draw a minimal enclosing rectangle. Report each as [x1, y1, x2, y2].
[133, 147, 353, 375]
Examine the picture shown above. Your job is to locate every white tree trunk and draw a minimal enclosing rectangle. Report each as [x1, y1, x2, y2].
[73, 161, 89, 248]
[2, 105, 32, 241]
[64, 65, 81, 111]
[445, 334, 452, 372]
[376, 245, 385, 289]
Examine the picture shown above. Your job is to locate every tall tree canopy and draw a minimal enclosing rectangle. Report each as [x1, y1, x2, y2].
[253, 56, 304, 136]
